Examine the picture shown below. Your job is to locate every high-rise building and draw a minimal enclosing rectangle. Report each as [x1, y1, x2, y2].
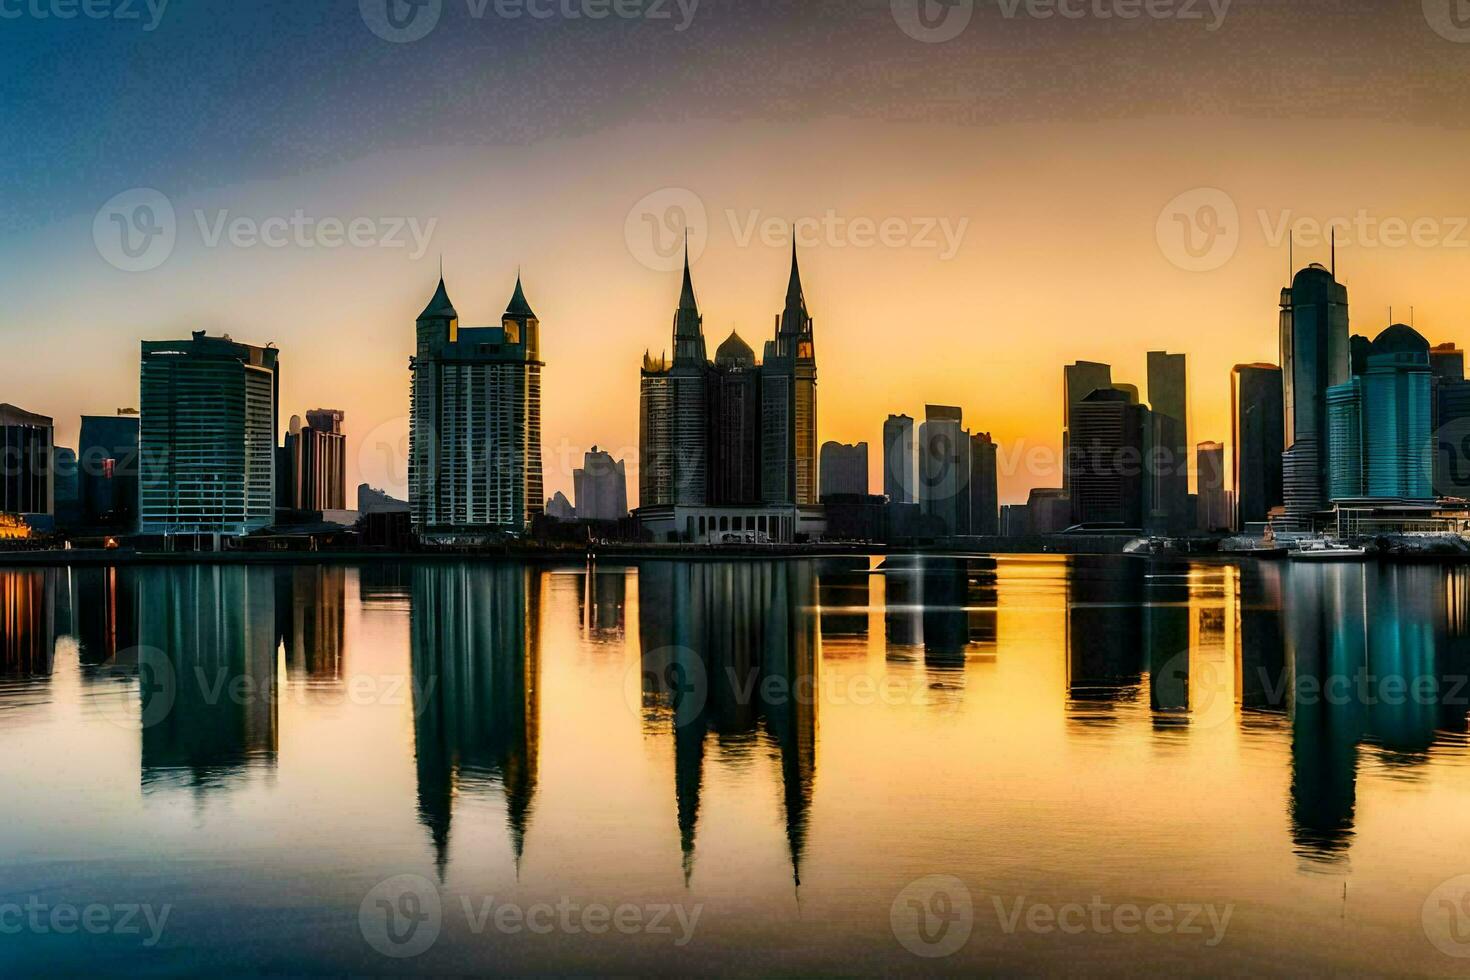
[1070, 388, 1147, 528]
[1196, 441, 1229, 531]
[1326, 324, 1434, 502]
[573, 447, 629, 521]
[635, 247, 824, 544]
[282, 409, 346, 512]
[0, 404, 54, 520]
[710, 331, 760, 505]
[819, 441, 868, 499]
[1280, 263, 1350, 525]
[883, 414, 915, 504]
[969, 432, 999, 536]
[1230, 363, 1284, 531]
[409, 275, 544, 537]
[761, 246, 819, 506]
[1063, 361, 1113, 493]
[1146, 351, 1188, 534]
[139, 332, 279, 535]
[918, 405, 971, 536]
[78, 411, 140, 530]
[1430, 343, 1469, 498]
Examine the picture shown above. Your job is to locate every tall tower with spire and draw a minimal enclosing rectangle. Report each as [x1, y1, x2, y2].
[409, 271, 545, 536]
[641, 246, 710, 507]
[761, 244, 819, 505]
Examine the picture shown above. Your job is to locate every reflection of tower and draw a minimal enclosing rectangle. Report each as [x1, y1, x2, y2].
[1284, 563, 1364, 867]
[73, 567, 137, 667]
[138, 566, 279, 794]
[1066, 557, 1146, 705]
[275, 566, 346, 685]
[578, 563, 627, 638]
[1239, 562, 1287, 713]
[921, 557, 973, 666]
[357, 565, 412, 611]
[817, 558, 870, 640]
[410, 564, 542, 880]
[882, 557, 923, 648]
[635, 560, 818, 889]
[0, 570, 56, 677]
[1146, 561, 1190, 718]
[1363, 566, 1439, 756]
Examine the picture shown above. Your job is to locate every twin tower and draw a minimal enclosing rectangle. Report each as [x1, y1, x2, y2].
[638, 245, 820, 521]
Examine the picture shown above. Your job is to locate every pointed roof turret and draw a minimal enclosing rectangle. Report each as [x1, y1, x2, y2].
[785, 241, 806, 313]
[419, 276, 458, 321]
[679, 238, 699, 314]
[505, 273, 537, 320]
[715, 330, 755, 368]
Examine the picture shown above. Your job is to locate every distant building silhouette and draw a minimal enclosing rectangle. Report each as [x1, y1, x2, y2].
[573, 447, 628, 521]
[0, 404, 54, 522]
[1062, 361, 1113, 494]
[545, 491, 575, 520]
[78, 411, 140, 531]
[1231, 363, 1284, 530]
[883, 414, 915, 504]
[918, 405, 970, 536]
[1146, 351, 1188, 534]
[409, 275, 544, 537]
[819, 441, 867, 498]
[1434, 344, 1470, 498]
[1280, 263, 1350, 527]
[357, 484, 409, 515]
[1027, 488, 1071, 534]
[281, 409, 346, 512]
[139, 332, 279, 536]
[969, 432, 999, 536]
[1196, 441, 1230, 531]
[1070, 388, 1146, 528]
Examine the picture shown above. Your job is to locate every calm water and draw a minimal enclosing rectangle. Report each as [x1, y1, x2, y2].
[4, 555, 1470, 974]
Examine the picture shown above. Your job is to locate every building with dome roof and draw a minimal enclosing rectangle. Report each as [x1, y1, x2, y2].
[1326, 323, 1433, 505]
[637, 245, 824, 543]
[408, 273, 544, 538]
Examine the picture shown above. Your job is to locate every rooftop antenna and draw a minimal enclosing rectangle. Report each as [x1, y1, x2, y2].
[1331, 227, 1336, 279]
[1411, 306, 1416, 328]
[1289, 234, 1293, 282]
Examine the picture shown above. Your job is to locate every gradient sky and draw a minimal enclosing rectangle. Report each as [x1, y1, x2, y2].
[3, 0, 1470, 506]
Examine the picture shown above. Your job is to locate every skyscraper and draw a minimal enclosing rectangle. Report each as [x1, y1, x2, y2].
[883, 414, 915, 504]
[1145, 351, 1188, 534]
[1230, 363, 1284, 530]
[78, 411, 140, 530]
[1325, 324, 1433, 503]
[409, 274, 544, 537]
[1063, 361, 1113, 493]
[819, 442, 868, 499]
[281, 409, 346, 512]
[0, 405, 54, 521]
[573, 447, 629, 522]
[761, 246, 819, 506]
[139, 332, 279, 536]
[1430, 343, 1469, 498]
[710, 331, 760, 505]
[1070, 388, 1146, 528]
[1280, 263, 1350, 525]
[919, 405, 971, 536]
[1196, 441, 1229, 532]
[969, 432, 999, 536]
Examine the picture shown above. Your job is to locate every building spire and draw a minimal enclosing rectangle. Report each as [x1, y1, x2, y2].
[785, 239, 805, 311]
[679, 233, 698, 314]
[505, 272, 537, 319]
[419, 273, 457, 321]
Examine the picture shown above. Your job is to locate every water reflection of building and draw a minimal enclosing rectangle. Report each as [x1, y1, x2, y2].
[275, 566, 346, 685]
[577, 562, 627, 638]
[817, 558, 870, 641]
[1066, 557, 1146, 709]
[137, 566, 279, 794]
[410, 564, 542, 879]
[877, 556, 996, 667]
[72, 567, 137, 668]
[1239, 563, 1287, 714]
[358, 565, 412, 612]
[636, 561, 817, 888]
[0, 570, 57, 677]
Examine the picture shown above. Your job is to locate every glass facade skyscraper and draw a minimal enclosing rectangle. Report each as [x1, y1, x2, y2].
[139, 332, 278, 535]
